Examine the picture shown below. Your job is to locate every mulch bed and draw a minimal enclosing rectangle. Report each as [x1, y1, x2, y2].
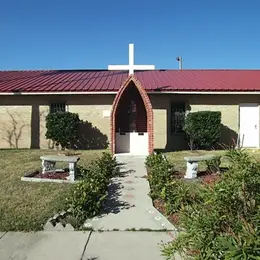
[153, 199, 180, 226]
[25, 170, 69, 180]
[200, 174, 221, 186]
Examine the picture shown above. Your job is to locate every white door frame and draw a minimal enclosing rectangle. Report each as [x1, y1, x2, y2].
[239, 103, 259, 148]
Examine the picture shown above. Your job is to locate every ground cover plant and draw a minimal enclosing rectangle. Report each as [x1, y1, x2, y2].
[146, 149, 260, 259]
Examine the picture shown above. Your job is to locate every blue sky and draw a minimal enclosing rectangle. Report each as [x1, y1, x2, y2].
[1, 0, 260, 70]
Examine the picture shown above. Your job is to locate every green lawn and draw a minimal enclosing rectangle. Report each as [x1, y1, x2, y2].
[0, 149, 104, 231]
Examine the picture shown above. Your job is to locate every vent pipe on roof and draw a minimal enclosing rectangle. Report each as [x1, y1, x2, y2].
[176, 56, 183, 70]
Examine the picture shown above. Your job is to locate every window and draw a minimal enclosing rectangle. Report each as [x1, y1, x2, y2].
[50, 103, 66, 113]
[171, 102, 186, 133]
[128, 100, 137, 132]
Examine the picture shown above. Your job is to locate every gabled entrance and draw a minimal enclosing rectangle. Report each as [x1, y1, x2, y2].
[111, 76, 153, 155]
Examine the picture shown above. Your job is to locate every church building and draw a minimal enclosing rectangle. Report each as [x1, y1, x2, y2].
[0, 44, 260, 155]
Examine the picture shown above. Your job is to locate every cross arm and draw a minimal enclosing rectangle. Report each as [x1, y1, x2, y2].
[108, 65, 130, 70]
[133, 65, 155, 70]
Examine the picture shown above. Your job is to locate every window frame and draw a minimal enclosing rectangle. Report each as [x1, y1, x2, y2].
[49, 102, 67, 113]
[170, 101, 186, 134]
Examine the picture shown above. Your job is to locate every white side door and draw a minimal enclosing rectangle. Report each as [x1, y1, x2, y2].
[239, 104, 259, 148]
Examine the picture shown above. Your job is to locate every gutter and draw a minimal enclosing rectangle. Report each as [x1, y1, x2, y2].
[147, 91, 260, 95]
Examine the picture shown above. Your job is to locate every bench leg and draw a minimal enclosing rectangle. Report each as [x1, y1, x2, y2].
[42, 160, 56, 174]
[184, 161, 198, 179]
[69, 162, 76, 182]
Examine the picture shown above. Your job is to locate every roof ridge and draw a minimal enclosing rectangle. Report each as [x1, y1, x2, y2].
[2, 68, 260, 73]
[0, 69, 112, 73]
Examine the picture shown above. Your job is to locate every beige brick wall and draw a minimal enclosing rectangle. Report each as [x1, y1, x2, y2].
[0, 95, 115, 149]
[150, 94, 260, 151]
[1, 92, 260, 151]
[0, 105, 32, 148]
[39, 105, 52, 149]
[152, 109, 167, 151]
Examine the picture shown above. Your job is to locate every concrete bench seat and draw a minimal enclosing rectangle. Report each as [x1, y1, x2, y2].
[40, 155, 80, 182]
[184, 154, 215, 179]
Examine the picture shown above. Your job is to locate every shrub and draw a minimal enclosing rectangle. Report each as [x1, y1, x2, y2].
[66, 168, 108, 225]
[183, 111, 221, 150]
[205, 155, 222, 173]
[162, 149, 260, 259]
[145, 153, 174, 199]
[96, 152, 119, 179]
[145, 152, 168, 169]
[160, 180, 203, 215]
[45, 112, 80, 149]
[66, 152, 118, 227]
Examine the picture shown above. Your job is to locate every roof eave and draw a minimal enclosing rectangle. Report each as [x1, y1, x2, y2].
[0, 91, 118, 95]
[0, 90, 260, 95]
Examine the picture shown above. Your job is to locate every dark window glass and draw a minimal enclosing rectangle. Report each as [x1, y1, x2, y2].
[128, 100, 137, 132]
[50, 103, 66, 113]
[171, 103, 186, 133]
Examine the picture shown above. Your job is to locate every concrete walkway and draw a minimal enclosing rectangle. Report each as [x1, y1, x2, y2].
[84, 155, 176, 232]
[0, 231, 179, 260]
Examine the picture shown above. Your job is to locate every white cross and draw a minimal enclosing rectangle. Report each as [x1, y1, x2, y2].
[108, 43, 155, 75]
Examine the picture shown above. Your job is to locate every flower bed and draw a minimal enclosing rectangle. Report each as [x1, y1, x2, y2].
[36, 171, 69, 180]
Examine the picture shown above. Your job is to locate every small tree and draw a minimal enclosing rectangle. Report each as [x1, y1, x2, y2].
[45, 112, 80, 150]
[183, 111, 221, 150]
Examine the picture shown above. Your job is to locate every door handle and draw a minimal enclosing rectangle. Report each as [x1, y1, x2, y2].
[255, 125, 258, 129]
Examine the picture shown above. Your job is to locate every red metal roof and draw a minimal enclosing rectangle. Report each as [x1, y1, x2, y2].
[1, 69, 260, 93]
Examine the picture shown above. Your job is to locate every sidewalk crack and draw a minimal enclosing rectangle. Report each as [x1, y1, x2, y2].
[80, 231, 92, 260]
[0, 232, 7, 240]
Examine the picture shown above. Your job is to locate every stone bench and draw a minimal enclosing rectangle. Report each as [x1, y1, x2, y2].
[40, 155, 80, 182]
[184, 154, 215, 179]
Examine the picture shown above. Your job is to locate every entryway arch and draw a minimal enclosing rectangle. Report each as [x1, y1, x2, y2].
[111, 76, 153, 155]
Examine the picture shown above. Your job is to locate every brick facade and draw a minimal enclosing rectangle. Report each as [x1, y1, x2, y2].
[150, 94, 260, 151]
[110, 75, 154, 154]
[0, 94, 114, 149]
[1, 92, 260, 151]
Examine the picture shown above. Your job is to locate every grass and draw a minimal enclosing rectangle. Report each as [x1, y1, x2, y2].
[164, 150, 224, 173]
[0, 149, 105, 232]
[164, 149, 260, 173]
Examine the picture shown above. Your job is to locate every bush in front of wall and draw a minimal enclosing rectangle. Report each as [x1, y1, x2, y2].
[45, 111, 80, 150]
[183, 111, 222, 150]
